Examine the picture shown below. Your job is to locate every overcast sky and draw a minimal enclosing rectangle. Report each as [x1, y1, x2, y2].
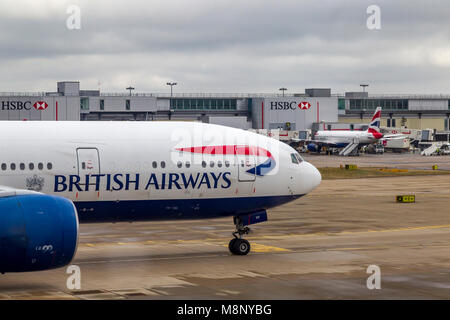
[1, 0, 450, 95]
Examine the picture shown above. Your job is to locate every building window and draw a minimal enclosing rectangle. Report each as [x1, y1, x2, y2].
[338, 99, 345, 110]
[80, 97, 89, 110]
[125, 100, 130, 110]
[445, 119, 449, 131]
[387, 119, 391, 127]
[100, 99, 104, 110]
[392, 119, 396, 127]
[184, 99, 191, 109]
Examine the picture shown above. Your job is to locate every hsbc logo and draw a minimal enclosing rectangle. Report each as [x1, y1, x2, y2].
[1, 100, 49, 111]
[270, 101, 312, 111]
[298, 102, 311, 110]
[33, 101, 48, 110]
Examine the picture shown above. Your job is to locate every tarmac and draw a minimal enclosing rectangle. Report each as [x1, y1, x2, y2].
[0, 154, 449, 299]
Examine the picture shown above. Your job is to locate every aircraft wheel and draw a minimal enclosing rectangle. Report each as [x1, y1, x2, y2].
[228, 238, 238, 254]
[232, 239, 251, 255]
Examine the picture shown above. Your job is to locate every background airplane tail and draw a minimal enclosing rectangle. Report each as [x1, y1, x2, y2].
[369, 107, 382, 132]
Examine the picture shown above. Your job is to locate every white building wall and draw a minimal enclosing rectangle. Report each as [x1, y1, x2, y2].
[207, 116, 251, 129]
[252, 97, 338, 130]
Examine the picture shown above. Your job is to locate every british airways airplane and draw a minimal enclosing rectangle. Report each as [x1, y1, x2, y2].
[0, 121, 321, 273]
[306, 107, 404, 155]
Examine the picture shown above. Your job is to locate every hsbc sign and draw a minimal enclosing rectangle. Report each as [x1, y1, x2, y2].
[33, 101, 49, 110]
[270, 101, 312, 110]
[1, 100, 49, 111]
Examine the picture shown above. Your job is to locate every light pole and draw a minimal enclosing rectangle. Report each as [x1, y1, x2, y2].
[360, 84, 369, 93]
[126, 86, 135, 96]
[360, 84, 369, 111]
[279, 87, 287, 97]
[167, 82, 177, 97]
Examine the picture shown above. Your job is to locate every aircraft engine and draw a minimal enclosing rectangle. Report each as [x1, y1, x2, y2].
[0, 194, 78, 273]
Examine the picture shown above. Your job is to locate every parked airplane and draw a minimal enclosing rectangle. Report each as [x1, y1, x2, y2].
[0, 121, 321, 273]
[306, 107, 404, 156]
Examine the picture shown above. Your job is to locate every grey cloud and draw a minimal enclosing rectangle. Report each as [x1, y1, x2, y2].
[1, 0, 450, 93]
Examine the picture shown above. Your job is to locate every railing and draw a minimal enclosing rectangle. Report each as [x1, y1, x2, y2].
[0, 91, 449, 99]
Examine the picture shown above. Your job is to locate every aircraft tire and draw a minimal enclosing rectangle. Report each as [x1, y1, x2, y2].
[228, 238, 238, 254]
[232, 239, 251, 255]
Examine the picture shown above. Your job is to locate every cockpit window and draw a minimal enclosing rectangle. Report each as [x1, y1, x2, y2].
[295, 153, 304, 163]
[290, 153, 299, 164]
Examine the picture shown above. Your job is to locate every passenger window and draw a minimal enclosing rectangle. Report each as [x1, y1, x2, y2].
[47, 163, 53, 170]
[225, 160, 230, 167]
[1, 163, 6, 170]
[152, 161, 157, 168]
[29, 163, 34, 170]
[291, 153, 299, 164]
[217, 161, 222, 168]
[177, 161, 182, 168]
[38, 163, 43, 170]
[10, 163, 16, 171]
[202, 161, 207, 168]
[20, 163, 25, 170]
[160, 161, 166, 168]
[185, 161, 191, 168]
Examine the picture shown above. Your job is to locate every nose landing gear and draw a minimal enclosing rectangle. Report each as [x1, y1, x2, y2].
[229, 217, 251, 255]
[228, 211, 268, 256]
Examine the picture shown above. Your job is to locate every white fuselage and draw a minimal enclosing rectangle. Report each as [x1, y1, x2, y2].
[315, 130, 378, 145]
[0, 121, 321, 222]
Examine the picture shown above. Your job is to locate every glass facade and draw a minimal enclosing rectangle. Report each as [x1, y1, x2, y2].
[170, 98, 237, 110]
[80, 97, 89, 110]
[349, 99, 408, 110]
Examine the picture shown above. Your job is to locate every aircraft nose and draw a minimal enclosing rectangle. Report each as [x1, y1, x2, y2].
[302, 161, 322, 192]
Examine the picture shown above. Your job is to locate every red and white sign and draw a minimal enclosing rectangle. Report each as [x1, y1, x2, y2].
[298, 102, 311, 110]
[33, 101, 48, 110]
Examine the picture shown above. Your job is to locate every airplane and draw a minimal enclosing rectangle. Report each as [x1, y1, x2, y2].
[305, 107, 405, 156]
[0, 121, 321, 273]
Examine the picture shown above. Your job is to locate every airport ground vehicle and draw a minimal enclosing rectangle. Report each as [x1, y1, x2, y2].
[0, 121, 321, 273]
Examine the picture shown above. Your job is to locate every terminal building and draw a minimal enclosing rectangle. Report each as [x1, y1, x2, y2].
[0, 81, 449, 134]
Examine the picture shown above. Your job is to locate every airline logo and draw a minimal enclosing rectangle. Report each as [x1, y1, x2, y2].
[54, 172, 232, 192]
[176, 145, 276, 176]
[298, 102, 311, 110]
[33, 101, 48, 110]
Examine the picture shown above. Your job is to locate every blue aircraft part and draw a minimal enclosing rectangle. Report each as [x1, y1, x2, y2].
[74, 195, 304, 223]
[0, 194, 78, 273]
[307, 143, 319, 152]
[239, 210, 268, 227]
